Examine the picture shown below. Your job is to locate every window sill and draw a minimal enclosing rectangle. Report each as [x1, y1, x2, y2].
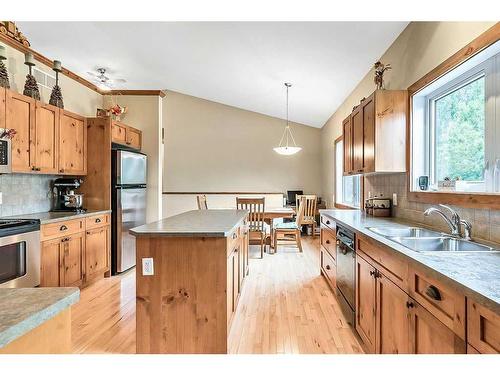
[408, 190, 500, 210]
[334, 203, 361, 210]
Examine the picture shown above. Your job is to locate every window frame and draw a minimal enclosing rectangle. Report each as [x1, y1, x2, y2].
[407, 24, 500, 210]
[334, 136, 362, 209]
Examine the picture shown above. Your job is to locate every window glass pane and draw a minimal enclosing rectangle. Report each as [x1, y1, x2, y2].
[335, 139, 360, 208]
[434, 76, 485, 182]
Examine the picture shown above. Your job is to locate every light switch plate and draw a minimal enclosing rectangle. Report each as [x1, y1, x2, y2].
[392, 193, 398, 206]
[142, 258, 154, 276]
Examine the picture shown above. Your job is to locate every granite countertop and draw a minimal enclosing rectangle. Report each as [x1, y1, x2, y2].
[130, 209, 248, 237]
[5, 209, 112, 224]
[320, 209, 500, 314]
[0, 287, 80, 348]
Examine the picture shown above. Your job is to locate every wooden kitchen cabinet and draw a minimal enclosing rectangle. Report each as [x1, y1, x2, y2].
[5, 89, 35, 173]
[59, 110, 87, 175]
[40, 237, 63, 287]
[355, 253, 377, 353]
[85, 225, 110, 283]
[343, 90, 407, 175]
[408, 298, 466, 354]
[467, 300, 500, 354]
[33, 102, 59, 174]
[112, 120, 142, 150]
[0, 88, 6, 134]
[60, 232, 85, 287]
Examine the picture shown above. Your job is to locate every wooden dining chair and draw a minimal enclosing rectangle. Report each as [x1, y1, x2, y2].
[274, 196, 306, 252]
[236, 197, 266, 258]
[197, 194, 208, 210]
[296, 194, 317, 235]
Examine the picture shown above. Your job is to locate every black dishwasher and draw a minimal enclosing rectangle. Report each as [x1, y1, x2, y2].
[336, 224, 356, 327]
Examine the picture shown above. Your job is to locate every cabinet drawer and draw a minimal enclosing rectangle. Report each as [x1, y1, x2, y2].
[357, 234, 408, 290]
[467, 300, 500, 354]
[41, 219, 84, 241]
[320, 215, 336, 231]
[409, 266, 466, 340]
[320, 228, 336, 259]
[320, 248, 336, 290]
[85, 213, 110, 230]
[126, 128, 141, 149]
[227, 227, 241, 256]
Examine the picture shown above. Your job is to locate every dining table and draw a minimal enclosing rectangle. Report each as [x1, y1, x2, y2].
[262, 207, 296, 251]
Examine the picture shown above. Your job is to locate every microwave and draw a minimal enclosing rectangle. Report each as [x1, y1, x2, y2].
[0, 138, 11, 173]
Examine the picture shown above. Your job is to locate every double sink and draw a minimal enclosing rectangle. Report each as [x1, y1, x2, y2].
[368, 226, 500, 253]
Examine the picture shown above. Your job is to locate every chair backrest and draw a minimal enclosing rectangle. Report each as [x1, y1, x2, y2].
[296, 194, 317, 220]
[197, 194, 208, 210]
[236, 197, 265, 232]
[295, 196, 307, 226]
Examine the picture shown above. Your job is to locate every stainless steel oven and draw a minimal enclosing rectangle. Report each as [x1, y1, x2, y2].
[0, 219, 40, 288]
[0, 138, 12, 174]
[336, 224, 356, 327]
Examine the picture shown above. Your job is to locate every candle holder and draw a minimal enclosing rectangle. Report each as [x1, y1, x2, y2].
[0, 45, 10, 89]
[49, 60, 64, 108]
[23, 53, 40, 100]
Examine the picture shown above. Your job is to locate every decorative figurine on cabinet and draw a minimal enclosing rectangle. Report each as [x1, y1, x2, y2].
[374, 61, 392, 90]
[23, 52, 40, 100]
[0, 44, 10, 88]
[49, 60, 64, 108]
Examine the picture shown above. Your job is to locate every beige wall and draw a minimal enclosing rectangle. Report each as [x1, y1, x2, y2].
[2, 43, 102, 116]
[163, 90, 322, 195]
[321, 22, 497, 207]
[104, 95, 164, 222]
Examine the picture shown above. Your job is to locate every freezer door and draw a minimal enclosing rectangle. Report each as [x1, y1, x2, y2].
[116, 187, 147, 273]
[117, 150, 147, 186]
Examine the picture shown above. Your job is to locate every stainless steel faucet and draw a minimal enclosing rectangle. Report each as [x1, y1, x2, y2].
[423, 204, 467, 238]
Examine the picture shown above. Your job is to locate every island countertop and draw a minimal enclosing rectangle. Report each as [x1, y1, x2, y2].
[130, 209, 249, 237]
[320, 209, 500, 314]
[0, 287, 80, 349]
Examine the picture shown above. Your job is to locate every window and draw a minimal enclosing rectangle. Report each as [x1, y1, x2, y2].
[411, 42, 500, 193]
[335, 138, 360, 208]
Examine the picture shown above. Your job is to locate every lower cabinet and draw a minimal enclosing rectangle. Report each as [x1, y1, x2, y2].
[355, 252, 465, 354]
[40, 215, 110, 288]
[227, 224, 249, 328]
[467, 300, 500, 354]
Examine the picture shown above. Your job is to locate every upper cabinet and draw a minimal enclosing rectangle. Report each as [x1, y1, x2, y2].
[112, 121, 142, 150]
[1, 88, 87, 176]
[343, 90, 407, 175]
[59, 110, 87, 175]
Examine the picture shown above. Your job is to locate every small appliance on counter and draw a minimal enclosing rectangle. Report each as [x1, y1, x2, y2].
[365, 195, 392, 217]
[51, 178, 86, 213]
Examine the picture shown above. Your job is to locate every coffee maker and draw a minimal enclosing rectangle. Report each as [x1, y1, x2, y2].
[52, 178, 86, 212]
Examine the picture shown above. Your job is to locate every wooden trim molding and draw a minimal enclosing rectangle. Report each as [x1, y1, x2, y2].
[407, 23, 500, 209]
[0, 21, 167, 97]
[163, 191, 285, 195]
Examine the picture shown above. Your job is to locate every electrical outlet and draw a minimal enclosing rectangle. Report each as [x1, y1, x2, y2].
[142, 258, 154, 276]
[392, 193, 398, 206]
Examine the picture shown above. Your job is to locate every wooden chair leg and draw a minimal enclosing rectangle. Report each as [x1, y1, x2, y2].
[274, 230, 278, 253]
[296, 229, 303, 252]
[260, 236, 264, 259]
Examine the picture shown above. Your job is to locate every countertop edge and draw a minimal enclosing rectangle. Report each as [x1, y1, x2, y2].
[5, 210, 112, 225]
[319, 209, 500, 314]
[0, 288, 80, 348]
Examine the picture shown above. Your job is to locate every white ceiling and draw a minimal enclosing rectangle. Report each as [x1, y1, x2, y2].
[18, 22, 408, 127]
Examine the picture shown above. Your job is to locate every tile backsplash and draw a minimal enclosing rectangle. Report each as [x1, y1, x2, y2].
[0, 174, 54, 217]
[364, 173, 500, 244]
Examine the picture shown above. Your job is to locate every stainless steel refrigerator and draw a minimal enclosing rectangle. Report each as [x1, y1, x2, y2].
[111, 149, 147, 274]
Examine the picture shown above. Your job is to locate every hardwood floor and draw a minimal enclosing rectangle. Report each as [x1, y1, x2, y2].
[71, 236, 363, 354]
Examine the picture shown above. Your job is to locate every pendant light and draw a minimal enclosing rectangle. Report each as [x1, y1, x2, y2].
[274, 82, 302, 155]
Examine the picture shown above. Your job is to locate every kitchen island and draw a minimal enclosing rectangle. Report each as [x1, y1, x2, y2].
[130, 209, 249, 354]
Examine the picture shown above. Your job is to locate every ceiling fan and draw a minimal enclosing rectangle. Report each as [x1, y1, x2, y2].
[86, 68, 126, 91]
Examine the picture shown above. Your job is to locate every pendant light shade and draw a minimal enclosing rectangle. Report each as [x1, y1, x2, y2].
[274, 82, 301, 156]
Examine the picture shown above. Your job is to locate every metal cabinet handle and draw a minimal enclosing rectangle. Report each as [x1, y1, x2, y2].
[406, 301, 415, 309]
[95, 218, 101, 223]
[232, 232, 237, 239]
[369, 270, 375, 276]
[326, 220, 331, 224]
[425, 285, 442, 301]
[59, 168, 64, 173]
[325, 265, 331, 270]
[60, 225, 68, 231]
[325, 239, 330, 244]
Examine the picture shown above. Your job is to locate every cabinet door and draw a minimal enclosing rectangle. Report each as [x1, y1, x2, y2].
[227, 250, 235, 326]
[59, 111, 86, 175]
[85, 225, 110, 282]
[242, 228, 249, 277]
[125, 127, 141, 149]
[352, 107, 364, 174]
[5, 89, 35, 172]
[355, 254, 377, 352]
[33, 102, 59, 173]
[376, 272, 410, 354]
[342, 115, 353, 175]
[409, 298, 466, 354]
[61, 232, 85, 287]
[112, 122, 127, 144]
[362, 95, 375, 173]
[0, 88, 5, 130]
[40, 238, 63, 287]
[233, 246, 240, 309]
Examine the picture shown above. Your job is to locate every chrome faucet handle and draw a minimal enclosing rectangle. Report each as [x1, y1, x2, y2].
[460, 220, 472, 240]
[438, 204, 461, 235]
